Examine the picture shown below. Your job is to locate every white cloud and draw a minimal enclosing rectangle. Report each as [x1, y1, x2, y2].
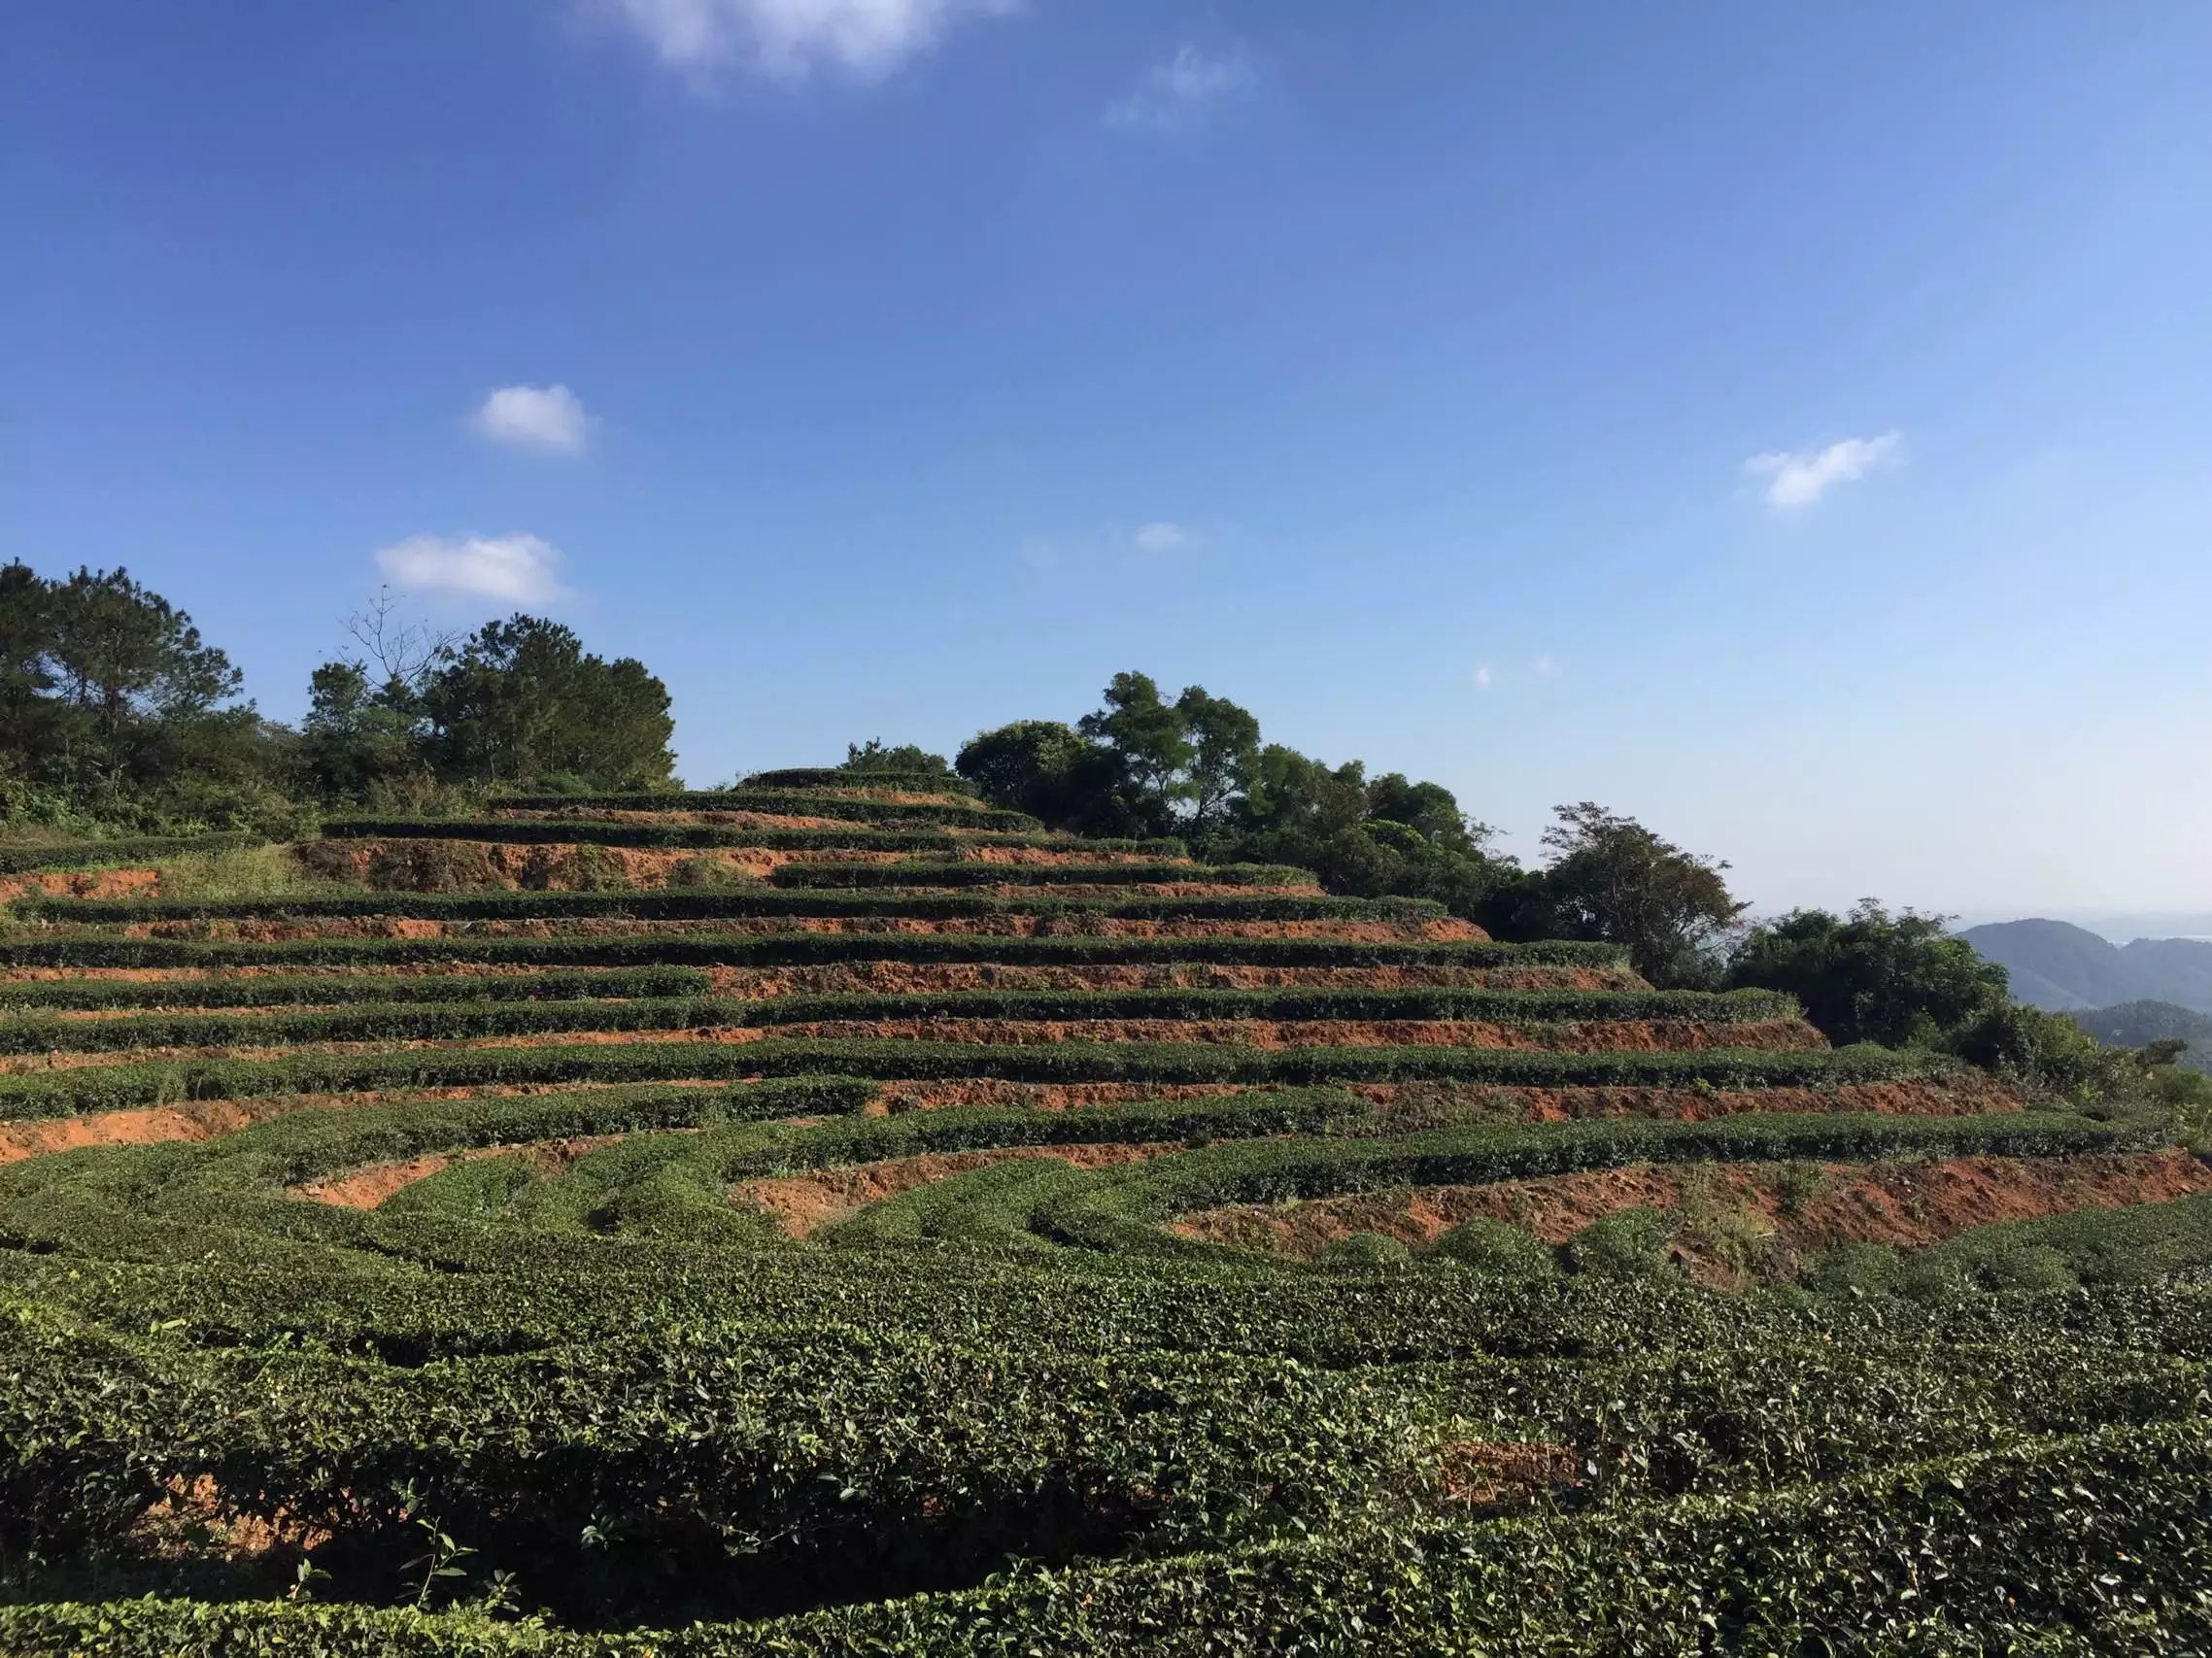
[1133, 521, 1197, 552]
[1742, 431, 1902, 509]
[1532, 654, 1560, 680]
[604, 0, 1013, 81]
[374, 534, 573, 605]
[472, 385, 591, 456]
[1474, 663, 1494, 691]
[1106, 45, 1256, 132]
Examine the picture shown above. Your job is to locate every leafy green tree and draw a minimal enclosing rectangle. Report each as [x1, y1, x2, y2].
[1726, 902, 2011, 1047]
[301, 661, 428, 799]
[1174, 686, 1261, 833]
[956, 721, 1088, 817]
[1077, 672, 1191, 806]
[0, 562, 285, 824]
[422, 616, 675, 790]
[1509, 803, 1746, 986]
[837, 740, 958, 780]
[0, 562, 60, 769]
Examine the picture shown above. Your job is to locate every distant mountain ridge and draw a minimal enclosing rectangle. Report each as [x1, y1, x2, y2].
[1956, 919, 2212, 1015]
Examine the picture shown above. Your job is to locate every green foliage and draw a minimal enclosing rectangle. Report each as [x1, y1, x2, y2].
[1316, 1231, 1413, 1269]
[0, 930, 1625, 972]
[418, 616, 675, 791]
[1728, 899, 2012, 1046]
[1428, 1215, 1557, 1276]
[0, 832, 258, 875]
[834, 740, 960, 782]
[0, 562, 292, 830]
[0, 1034, 1957, 1120]
[1565, 1205, 1681, 1279]
[1498, 802, 1748, 987]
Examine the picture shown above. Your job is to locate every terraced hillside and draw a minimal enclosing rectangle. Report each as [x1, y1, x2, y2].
[3, 775, 2210, 1653]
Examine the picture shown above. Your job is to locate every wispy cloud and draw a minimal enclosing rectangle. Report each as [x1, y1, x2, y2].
[603, 0, 1013, 81]
[1133, 521, 1197, 552]
[374, 534, 573, 605]
[1473, 663, 1494, 691]
[1742, 431, 1902, 509]
[473, 385, 591, 456]
[1106, 45, 1256, 132]
[1532, 654, 1560, 681]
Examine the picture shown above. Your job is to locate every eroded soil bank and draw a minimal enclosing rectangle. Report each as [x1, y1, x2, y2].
[1173, 1150, 2212, 1269]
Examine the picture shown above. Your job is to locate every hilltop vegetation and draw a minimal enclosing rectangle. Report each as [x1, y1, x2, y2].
[4, 564, 2212, 1651]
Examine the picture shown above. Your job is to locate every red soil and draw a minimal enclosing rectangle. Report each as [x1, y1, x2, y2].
[734, 1141, 1182, 1238]
[0, 867, 161, 901]
[289, 1133, 631, 1208]
[1173, 1150, 2212, 1269]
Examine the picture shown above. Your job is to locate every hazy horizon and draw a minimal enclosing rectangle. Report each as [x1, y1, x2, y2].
[8, 4, 2209, 917]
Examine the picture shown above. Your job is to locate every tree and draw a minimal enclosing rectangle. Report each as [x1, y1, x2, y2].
[1513, 803, 1746, 986]
[956, 721, 1087, 818]
[0, 561, 280, 817]
[1174, 686, 1261, 833]
[1077, 672, 1191, 805]
[837, 740, 958, 780]
[1726, 902, 2011, 1048]
[421, 616, 675, 790]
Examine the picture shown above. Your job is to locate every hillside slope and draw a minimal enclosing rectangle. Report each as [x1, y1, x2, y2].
[1, 781, 2208, 1652]
[2073, 999, 2212, 1075]
[1957, 917, 2212, 1013]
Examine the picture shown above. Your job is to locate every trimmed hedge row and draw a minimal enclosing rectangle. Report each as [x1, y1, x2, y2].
[743, 767, 974, 793]
[489, 791, 1039, 829]
[1029, 1105, 2160, 1248]
[0, 832, 259, 875]
[764, 860, 1302, 889]
[0, 933, 1628, 972]
[0, 985, 1799, 1056]
[322, 817, 1177, 855]
[23, 889, 1444, 925]
[0, 1036, 1956, 1120]
[738, 984, 1801, 1028]
[0, 1423, 2204, 1653]
[0, 996, 732, 1055]
[0, 966, 713, 1012]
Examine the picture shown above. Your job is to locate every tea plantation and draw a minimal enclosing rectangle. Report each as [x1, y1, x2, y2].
[3, 778, 2209, 1653]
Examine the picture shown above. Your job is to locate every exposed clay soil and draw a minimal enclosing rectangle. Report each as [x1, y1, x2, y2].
[289, 1133, 633, 1207]
[854, 1075, 2018, 1119]
[1173, 1150, 2212, 1269]
[734, 1141, 1183, 1237]
[314, 838, 1198, 892]
[0, 867, 162, 901]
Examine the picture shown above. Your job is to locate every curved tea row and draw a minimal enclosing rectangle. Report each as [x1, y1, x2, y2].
[1, 781, 2207, 1654]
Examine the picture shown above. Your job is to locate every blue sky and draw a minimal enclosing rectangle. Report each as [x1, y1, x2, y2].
[7, 2, 2210, 916]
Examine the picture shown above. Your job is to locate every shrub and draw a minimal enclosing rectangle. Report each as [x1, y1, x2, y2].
[364, 839, 502, 893]
[1317, 1232, 1413, 1270]
[1980, 1243, 2081, 1292]
[1801, 1241, 1902, 1297]
[1427, 1216, 1556, 1277]
[1567, 1206, 1680, 1280]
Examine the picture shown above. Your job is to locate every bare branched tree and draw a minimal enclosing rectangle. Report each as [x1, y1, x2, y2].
[343, 589, 459, 695]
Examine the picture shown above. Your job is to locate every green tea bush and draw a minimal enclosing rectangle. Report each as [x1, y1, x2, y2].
[1428, 1215, 1557, 1276]
[1566, 1205, 1680, 1279]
